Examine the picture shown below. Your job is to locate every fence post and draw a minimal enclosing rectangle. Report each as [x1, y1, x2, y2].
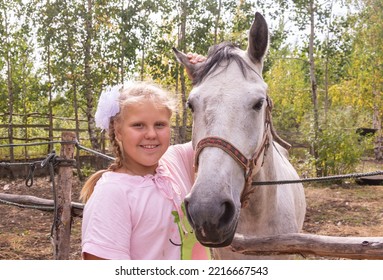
[52, 131, 76, 260]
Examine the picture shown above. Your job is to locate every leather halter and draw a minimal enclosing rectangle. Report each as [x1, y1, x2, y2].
[194, 96, 273, 208]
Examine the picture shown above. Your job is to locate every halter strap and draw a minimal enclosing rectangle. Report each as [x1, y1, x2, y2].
[193, 96, 274, 207]
[195, 137, 248, 172]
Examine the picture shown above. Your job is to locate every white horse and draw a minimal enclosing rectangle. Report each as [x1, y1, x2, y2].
[173, 12, 306, 259]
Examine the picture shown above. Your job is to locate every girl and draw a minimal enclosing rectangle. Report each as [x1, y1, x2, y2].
[80, 74, 208, 259]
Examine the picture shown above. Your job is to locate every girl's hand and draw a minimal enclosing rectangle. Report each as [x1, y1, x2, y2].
[186, 53, 206, 64]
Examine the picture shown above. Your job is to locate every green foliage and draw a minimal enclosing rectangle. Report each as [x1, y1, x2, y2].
[80, 163, 96, 178]
[265, 48, 311, 135]
[289, 150, 316, 179]
[0, 0, 381, 170]
[304, 108, 370, 176]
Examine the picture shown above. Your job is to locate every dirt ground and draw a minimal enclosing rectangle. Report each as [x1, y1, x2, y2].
[0, 176, 83, 260]
[1, 162, 383, 260]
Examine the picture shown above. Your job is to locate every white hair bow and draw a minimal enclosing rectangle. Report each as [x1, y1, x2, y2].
[95, 85, 122, 131]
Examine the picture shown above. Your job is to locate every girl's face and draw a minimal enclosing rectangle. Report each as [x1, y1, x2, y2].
[115, 100, 171, 176]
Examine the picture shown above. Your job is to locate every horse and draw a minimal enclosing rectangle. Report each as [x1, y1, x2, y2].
[173, 12, 306, 259]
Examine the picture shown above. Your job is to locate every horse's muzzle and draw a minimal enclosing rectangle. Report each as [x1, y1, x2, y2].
[184, 196, 239, 247]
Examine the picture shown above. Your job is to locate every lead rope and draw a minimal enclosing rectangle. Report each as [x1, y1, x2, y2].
[252, 170, 383, 186]
[40, 150, 59, 238]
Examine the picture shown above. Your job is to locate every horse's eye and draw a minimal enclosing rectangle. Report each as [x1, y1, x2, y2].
[186, 101, 194, 112]
[252, 100, 264, 111]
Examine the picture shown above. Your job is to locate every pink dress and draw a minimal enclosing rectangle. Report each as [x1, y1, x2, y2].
[81, 142, 208, 260]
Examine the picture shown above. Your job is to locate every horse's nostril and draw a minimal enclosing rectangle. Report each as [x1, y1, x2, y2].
[219, 201, 235, 228]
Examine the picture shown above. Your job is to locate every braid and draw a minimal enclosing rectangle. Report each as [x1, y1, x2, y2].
[107, 117, 124, 172]
[80, 118, 123, 203]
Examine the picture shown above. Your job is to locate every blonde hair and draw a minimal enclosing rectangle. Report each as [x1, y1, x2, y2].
[80, 82, 176, 203]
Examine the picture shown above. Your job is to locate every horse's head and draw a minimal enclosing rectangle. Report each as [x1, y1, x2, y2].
[174, 12, 270, 247]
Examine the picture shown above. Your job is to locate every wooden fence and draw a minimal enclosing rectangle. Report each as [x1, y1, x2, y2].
[0, 132, 79, 259]
[0, 113, 92, 163]
[1, 132, 383, 259]
[0, 112, 193, 163]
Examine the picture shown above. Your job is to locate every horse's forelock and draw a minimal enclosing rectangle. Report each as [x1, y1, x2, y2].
[193, 42, 253, 85]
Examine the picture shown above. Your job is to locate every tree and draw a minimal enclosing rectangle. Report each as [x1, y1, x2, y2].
[83, 0, 98, 149]
[289, 0, 346, 175]
[1, 0, 378, 170]
[0, 1, 38, 160]
[1, 1, 15, 161]
[330, 0, 383, 160]
[265, 48, 311, 146]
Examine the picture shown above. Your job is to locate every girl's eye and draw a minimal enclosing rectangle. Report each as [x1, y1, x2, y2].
[156, 122, 168, 128]
[252, 99, 264, 111]
[132, 123, 144, 128]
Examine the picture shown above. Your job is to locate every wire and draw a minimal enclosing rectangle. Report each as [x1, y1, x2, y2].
[0, 140, 76, 148]
[252, 170, 383, 186]
[75, 142, 115, 161]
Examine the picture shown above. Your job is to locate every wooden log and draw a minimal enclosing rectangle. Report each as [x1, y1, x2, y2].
[3, 191, 383, 259]
[231, 233, 383, 260]
[0, 193, 83, 217]
[52, 132, 76, 260]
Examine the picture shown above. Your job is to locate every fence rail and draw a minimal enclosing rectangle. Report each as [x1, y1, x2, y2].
[231, 233, 383, 260]
[1, 134, 383, 260]
[0, 193, 83, 217]
[0, 133, 79, 259]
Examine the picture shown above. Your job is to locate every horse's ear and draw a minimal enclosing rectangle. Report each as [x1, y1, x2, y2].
[247, 12, 269, 64]
[172, 47, 201, 81]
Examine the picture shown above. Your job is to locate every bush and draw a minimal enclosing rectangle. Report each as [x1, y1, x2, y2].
[302, 107, 373, 177]
[290, 150, 316, 178]
[80, 163, 96, 179]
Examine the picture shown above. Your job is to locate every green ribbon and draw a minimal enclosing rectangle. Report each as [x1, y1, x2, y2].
[172, 203, 211, 260]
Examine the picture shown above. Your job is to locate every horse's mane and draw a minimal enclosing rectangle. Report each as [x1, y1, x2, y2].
[193, 42, 254, 85]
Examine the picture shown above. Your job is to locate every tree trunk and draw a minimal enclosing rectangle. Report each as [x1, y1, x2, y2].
[174, 64, 181, 144]
[308, 0, 320, 176]
[84, 0, 99, 150]
[213, 0, 222, 44]
[140, 38, 145, 81]
[119, 0, 130, 85]
[64, 1, 82, 179]
[72, 71, 82, 179]
[324, 54, 329, 123]
[178, 0, 188, 143]
[373, 89, 382, 160]
[22, 54, 29, 160]
[5, 11, 14, 162]
[47, 42, 54, 154]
